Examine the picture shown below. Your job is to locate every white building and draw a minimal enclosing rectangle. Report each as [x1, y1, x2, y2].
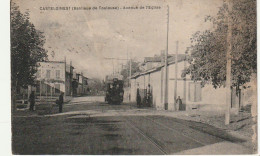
[34, 61, 74, 97]
[130, 54, 255, 111]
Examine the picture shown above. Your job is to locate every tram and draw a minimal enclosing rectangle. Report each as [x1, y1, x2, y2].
[105, 74, 124, 104]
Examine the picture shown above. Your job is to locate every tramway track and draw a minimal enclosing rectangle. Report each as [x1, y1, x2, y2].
[123, 116, 168, 155]
[140, 116, 207, 146]
[107, 104, 168, 155]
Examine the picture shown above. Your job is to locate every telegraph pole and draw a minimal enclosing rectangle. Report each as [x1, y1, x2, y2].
[164, 5, 169, 110]
[183, 48, 189, 106]
[161, 50, 164, 103]
[64, 56, 66, 101]
[225, 0, 232, 125]
[129, 52, 132, 79]
[174, 41, 179, 110]
[127, 51, 129, 86]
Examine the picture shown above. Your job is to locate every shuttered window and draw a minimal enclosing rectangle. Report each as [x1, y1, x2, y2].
[56, 70, 60, 79]
[36, 70, 41, 78]
[188, 82, 202, 102]
[46, 70, 51, 78]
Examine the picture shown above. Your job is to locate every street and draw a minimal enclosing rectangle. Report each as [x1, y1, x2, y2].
[12, 96, 251, 155]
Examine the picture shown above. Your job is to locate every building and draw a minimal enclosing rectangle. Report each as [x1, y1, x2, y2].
[140, 56, 162, 71]
[79, 74, 89, 95]
[130, 53, 255, 111]
[34, 61, 74, 98]
[72, 71, 88, 96]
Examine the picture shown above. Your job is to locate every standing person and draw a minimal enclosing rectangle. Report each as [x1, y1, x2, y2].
[136, 88, 141, 108]
[58, 93, 64, 113]
[29, 91, 35, 111]
[176, 96, 182, 111]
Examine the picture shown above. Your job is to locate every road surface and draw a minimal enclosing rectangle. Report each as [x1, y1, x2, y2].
[12, 96, 251, 154]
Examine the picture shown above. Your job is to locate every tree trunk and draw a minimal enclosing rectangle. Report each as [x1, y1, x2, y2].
[11, 80, 17, 113]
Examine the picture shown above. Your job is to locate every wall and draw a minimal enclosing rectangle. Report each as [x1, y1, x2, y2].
[130, 60, 254, 111]
[167, 61, 227, 111]
[150, 70, 163, 109]
[36, 62, 66, 96]
[130, 79, 136, 102]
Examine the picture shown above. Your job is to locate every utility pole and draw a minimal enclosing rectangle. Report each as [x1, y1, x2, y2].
[64, 56, 66, 101]
[129, 52, 132, 101]
[225, 0, 232, 125]
[127, 51, 129, 86]
[174, 41, 179, 110]
[112, 59, 114, 74]
[127, 50, 132, 87]
[39, 65, 42, 102]
[161, 50, 164, 103]
[129, 52, 132, 79]
[183, 48, 189, 106]
[70, 60, 73, 96]
[164, 5, 169, 110]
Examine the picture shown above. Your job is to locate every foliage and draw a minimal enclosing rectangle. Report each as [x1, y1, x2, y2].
[11, 2, 48, 91]
[120, 59, 141, 81]
[185, 0, 256, 90]
[88, 78, 106, 95]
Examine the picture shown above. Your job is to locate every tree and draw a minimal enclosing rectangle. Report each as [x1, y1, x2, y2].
[184, 0, 256, 92]
[88, 78, 106, 95]
[120, 59, 141, 81]
[11, 2, 48, 111]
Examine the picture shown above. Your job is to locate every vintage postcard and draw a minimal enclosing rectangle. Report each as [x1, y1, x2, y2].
[11, 0, 257, 154]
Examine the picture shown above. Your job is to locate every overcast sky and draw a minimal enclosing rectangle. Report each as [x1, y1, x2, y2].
[15, 0, 223, 79]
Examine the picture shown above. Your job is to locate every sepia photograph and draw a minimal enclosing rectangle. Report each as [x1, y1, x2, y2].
[10, 0, 257, 154]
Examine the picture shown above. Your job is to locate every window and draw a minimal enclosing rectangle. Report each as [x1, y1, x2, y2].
[56, 70, 60, 79]
[46, 70, 51, 78]
[188, 82, 202, 102]
[47, 84, 51, 93]
[36, 70, 41, 78]
[36, 81, 40, 93]
[55, 84, 60, 93]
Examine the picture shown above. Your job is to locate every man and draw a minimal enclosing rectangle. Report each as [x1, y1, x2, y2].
[136, 88, 141, 108]
[58, 93, 64, 113]
[29, 91, 35, 111]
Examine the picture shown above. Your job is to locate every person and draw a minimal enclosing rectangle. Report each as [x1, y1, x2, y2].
[58, 93, 64, 113]
[176, 96, 182, 111]
[29, 91, 35, 111]
[136, 88, 141, 108]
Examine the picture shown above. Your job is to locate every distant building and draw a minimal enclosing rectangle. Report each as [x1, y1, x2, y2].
[72, 72, 88, 96]
[140, 56, 162, 71]
[34, 61, 74, 97]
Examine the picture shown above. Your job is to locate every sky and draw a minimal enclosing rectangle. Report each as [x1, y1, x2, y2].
[15, 0, 223, 79]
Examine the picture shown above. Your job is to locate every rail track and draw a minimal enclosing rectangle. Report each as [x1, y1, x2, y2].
[102, 103, 224, 154]
[140, 116, 207, 146]
[107, 104, 168, 154]
[123, 116, 168, 155]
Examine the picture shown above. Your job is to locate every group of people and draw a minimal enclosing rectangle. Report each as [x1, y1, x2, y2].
[28, 91, 64, 113]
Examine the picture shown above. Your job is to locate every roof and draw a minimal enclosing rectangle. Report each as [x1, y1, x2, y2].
[38, 61, 75, 69]
[143, 54, 186, 63]
[144, 56, 162, 63]
[167, 54, 186, 63]
[131, 54, 188, 79]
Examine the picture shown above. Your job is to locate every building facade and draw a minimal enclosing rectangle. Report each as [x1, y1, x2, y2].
[34, 61, 74, 97]
[72, 72, 88, 96]
[130, 54, 255, 111]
